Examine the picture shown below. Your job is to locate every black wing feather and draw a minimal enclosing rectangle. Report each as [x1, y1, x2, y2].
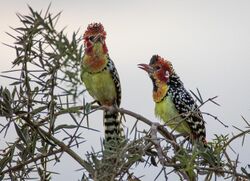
[168, 74, 206, 140]
[107, 57, 122, 107]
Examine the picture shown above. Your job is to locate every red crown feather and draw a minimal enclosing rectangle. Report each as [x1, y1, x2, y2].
[83, 23, 106, 39]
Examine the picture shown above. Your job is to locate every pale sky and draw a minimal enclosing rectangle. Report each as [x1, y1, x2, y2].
[1, 0, 250, 180]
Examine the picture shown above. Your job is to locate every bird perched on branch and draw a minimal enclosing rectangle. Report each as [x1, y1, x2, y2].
[138, 55, 207, 145]
[81, 23, 123, 145]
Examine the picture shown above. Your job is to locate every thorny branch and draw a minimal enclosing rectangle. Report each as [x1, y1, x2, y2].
[224, 129, 250, 148]
[1, 148, 63, 175]
[3, 104, 249, 180]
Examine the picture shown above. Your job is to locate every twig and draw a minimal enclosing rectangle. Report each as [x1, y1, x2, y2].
[148, 123, 164, 165]
[224, 129, 250, 148]
[197, 166, 249, 179]
[201, 111, 228, 128]
[116, 108, 178, 148]
[1, 148, 63, 175]
[36, 105, 179, 150]
[15, 114, 94, 175]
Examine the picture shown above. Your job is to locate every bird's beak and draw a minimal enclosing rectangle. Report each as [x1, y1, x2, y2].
[93, 34, 103, 43]
[137, 63, 154, 73]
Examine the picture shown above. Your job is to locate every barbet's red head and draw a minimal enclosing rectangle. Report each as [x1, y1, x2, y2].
[83, 23, 108, 54]
[138, 55, 174, 83]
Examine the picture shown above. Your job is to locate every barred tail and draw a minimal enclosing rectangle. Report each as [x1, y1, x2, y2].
[103, 110, 124, 143]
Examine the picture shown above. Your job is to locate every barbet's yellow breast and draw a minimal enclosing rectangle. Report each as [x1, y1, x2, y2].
[155, 96, 191, 135]
[82, 69, 117, 106]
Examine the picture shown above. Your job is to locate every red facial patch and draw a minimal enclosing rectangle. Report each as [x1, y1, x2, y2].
[83, 23, 108, 54]
[157, 56, 173, 75]
[156, 69, 169, 82]
[154, 55, 173, 82]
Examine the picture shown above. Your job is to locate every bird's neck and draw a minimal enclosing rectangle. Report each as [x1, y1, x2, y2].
[83, 43, 109, 73]
[153, 80, 168, 103]
[85, 41, 108, 55]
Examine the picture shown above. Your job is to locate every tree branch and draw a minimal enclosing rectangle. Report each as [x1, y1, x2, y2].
[224, 129, 250, 148]
[1, 148, 63, 175]
[15, 114, 94, 175]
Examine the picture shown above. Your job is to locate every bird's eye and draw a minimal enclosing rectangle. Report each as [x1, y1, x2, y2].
[155, 65, 161, 70]
[89, 36, 95, 42]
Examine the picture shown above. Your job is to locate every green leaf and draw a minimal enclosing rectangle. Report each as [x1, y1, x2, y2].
[85, 103, 92, 114]
[30, 106, 47, 115]
[0, 156, 10, 173]
[16, 143, 25, 151]
[0, 173, 4, 180]
[54, 124, 78, 131]
[3, 88, 11, 103]
[14, 123, 28, 145]
[241, 167, 250, 177]
[10, 81, 21, 86]
[0, 146, 15, 173]
[150, 156, 157, 167]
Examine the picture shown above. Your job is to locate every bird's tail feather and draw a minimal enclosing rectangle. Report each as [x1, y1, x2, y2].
[103, 110, 124, 144]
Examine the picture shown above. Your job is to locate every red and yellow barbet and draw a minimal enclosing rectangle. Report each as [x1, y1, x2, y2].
[138, 55, 207, 145]
[81, 23, 123, 145]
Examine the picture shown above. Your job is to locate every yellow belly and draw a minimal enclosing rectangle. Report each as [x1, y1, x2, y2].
[82, 70, 117, 105]
[155, 96, 191, 135]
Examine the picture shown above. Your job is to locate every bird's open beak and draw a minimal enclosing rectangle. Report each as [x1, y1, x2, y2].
[137, 63, 154, 73]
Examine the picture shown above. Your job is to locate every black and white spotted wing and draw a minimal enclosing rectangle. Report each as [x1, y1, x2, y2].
[168, 74, 206, 141]
[107, 57, 122, 107]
